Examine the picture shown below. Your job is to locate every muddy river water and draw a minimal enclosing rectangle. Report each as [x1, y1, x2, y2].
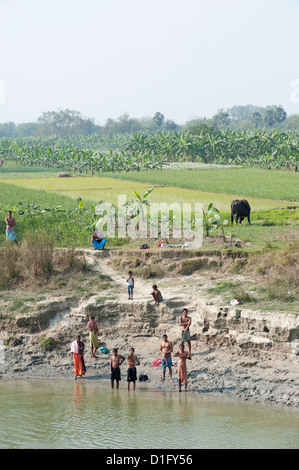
[0, 379, 298, 449]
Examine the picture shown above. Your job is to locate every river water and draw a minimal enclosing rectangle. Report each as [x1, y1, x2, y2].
[0, 379, 298, 449]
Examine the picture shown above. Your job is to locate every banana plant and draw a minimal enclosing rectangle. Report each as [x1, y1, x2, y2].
[202, 203, 228, 239]
[124, 186, 154, 223]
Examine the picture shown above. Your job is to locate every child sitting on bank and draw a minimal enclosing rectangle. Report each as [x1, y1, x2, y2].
[151, 284, 163, 306]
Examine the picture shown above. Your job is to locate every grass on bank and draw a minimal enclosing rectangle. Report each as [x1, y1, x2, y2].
[0, 231, 112, 290]
[206, 240, 299, 313]
[0, 232, 115, 324]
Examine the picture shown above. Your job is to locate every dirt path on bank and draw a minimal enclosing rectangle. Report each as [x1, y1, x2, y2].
[0, 248, 298, 408]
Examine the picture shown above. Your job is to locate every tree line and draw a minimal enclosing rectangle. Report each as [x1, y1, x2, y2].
[0, 105, 299, 138]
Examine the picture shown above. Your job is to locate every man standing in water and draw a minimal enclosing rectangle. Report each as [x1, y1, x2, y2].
[174, 343, 192, 392]
[71, 334, 86, 380]
[126, 347, 140, 391]
[87, 315, 99, 359]
[5, 211, 18, 246]
[110, 348, 125, 389]
[159, 334, 173, 382]
[179, 308, 192, 354]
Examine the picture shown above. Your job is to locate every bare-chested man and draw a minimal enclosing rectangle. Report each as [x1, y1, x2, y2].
[173, 343, 192, 392]
[110, 348, 125, 389]
[151, 285, 163, 306]
[179, 308, 192, 354]
[126, 347, 140, 391]
[5, 211, 18, 246]
[159, 334, 173, 382]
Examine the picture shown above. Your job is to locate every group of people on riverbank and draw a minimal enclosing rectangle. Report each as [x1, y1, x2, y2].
[4, 211, 193, 392]
[71, 308, 192, 392]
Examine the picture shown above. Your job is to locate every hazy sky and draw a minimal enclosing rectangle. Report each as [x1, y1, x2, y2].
[0, 0, 298, 124]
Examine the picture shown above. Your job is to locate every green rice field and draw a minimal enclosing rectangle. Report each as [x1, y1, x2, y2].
[0, 174, 295, 213]
[0, 166, 58, 179]
[101, 167, 299, 202]
[1, 164, 298, 209]
[0, 165, 298, 251]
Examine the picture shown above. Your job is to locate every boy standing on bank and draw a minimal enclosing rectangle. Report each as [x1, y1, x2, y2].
[179, 308, 192, 354]
[126, 271, 134, 300]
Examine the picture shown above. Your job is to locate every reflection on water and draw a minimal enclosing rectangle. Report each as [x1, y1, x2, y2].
[0, 379, 298, 449]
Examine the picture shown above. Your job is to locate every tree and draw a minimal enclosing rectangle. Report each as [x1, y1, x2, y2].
[37, 109, 97, 136]
[251, 112, 263, 128]
[184, 118, 215, 135]
[273, 105, 287, 125]
[283, 114, 299, 129]
[264, 106, 287, 128]
[228, 105, 266, 123]
[164, 119, 180, 131]
[263, 108, 276, 127]
[153, 112, 165, 130]
[0, 122, 16, 137]
[109, 114, 144, 134]
[16, 122, 40, 137]
[212, 110, 230, 130]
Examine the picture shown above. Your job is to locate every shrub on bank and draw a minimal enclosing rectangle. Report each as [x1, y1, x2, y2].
[0, 231, 90, 289]
[40, 336, 56, 351]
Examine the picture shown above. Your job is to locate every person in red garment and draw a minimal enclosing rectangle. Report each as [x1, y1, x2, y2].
[71, 335, 86, 380]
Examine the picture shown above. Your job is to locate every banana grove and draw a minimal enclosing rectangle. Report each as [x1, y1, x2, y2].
[0, 128, 298, 173]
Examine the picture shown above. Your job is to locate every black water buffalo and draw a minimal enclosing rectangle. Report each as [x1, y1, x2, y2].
[231, 199, 251, 224]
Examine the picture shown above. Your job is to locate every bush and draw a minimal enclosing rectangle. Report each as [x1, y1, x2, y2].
[232, 286, 257, 303]
[0, 243, 21, 288]
[0, 230, 91, 289]
[40, 336, 56, 351]
[21, 230, 54, 281]
[134, 263, 165, 279]
[180, 258, 209, 275]
[256, 240, 299, 303]
[55, 247, 88, 273]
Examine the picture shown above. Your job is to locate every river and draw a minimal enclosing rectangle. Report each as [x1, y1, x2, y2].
[0, 379, 298, 449]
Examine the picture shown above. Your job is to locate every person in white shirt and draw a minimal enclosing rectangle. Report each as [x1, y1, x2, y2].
[126, 271, 134, 300]
[70, 334, 86, 380]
